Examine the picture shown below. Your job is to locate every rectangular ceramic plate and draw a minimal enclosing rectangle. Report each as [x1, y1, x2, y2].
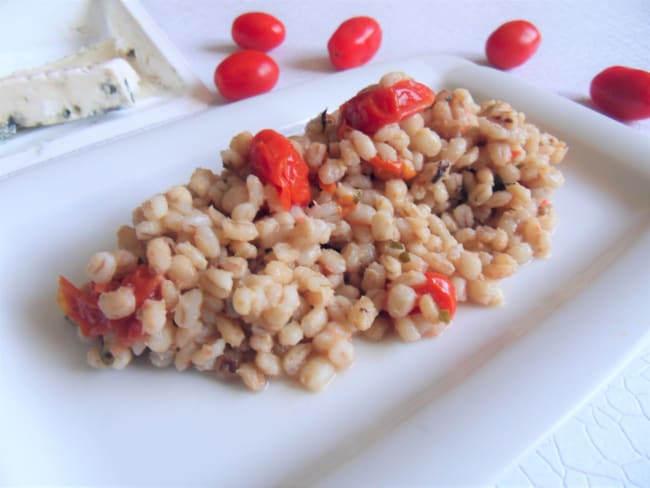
[0, 0, 211, 179]
[0, 55, 649, 486]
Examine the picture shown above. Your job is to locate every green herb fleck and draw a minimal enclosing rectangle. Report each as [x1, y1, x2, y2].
[399, 251, 410, 263]
[389, 241, 405, 250]
[439, 309, 451, 324]
[353, 190, 363, 204]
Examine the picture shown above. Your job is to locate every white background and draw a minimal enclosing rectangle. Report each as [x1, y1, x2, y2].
[141, 1, 650, 485]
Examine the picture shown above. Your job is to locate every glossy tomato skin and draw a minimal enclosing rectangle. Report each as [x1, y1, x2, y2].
[214, 50, 279, 101]
[340, 79, 435, 134]
[413, 272, 457, 321]
[249, 129, 311, 209]
[328, 16, 382, 70]
[232, 12, 286, 51]
[485, 20, 541, 69]
[590, 66, 650, 121]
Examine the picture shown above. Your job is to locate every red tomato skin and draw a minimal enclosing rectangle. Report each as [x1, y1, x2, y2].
[328, 16, 382, 70]
[232, 12, 286, 51]
[249, 129, 311, 209]
[214, 50, 279, 101]
[340, 79, 435, 134]
[413, 272, 457, 319]
[590, 66, 650, 121]
[57, 265, 162, 348]
[485, 20, 541, 70]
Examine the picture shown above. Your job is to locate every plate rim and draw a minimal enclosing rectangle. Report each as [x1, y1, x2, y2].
[0, 54, 649, 486]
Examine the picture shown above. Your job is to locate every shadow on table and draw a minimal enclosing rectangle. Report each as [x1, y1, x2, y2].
[288, 53, 333, 73]
[201, 42, 238, 55]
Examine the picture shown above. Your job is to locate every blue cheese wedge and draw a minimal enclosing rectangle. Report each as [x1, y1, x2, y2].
[0, 58, 140, 130]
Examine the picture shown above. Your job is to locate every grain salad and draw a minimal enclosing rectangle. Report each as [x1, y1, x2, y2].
[57, 72, 567, 392]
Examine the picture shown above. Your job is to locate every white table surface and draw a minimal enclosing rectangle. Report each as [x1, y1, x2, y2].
[142, 1, 650, 485]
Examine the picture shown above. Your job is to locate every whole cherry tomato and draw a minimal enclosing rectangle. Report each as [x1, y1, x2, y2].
[232, 12, 286, 52]
[248, 129, 311, 209]
[485, 20, 541, 70]
[413, 271, 457, 323]
[327, 16, 382, 70]
[340, 79, 435, 135]
[590, 66, 650, 121]
[214, 50, 279, 101]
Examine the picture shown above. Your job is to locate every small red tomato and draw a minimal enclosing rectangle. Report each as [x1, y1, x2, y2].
[249, 129, 311, 209]
[340, 79, 435, 135]
[232, 12, 286, 51]
[485, 20, 541, 70]
[590, 66, 650, 121]
[214, 50, 279, 101]
[327, 16, 382, 70]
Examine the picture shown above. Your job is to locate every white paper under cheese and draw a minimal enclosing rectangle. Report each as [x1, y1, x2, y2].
[0, 58, 140, 129]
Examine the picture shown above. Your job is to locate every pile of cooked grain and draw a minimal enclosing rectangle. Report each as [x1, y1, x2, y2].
[66, 72, 566, 392]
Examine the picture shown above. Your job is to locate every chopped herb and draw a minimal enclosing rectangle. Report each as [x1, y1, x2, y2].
[126, 48, 136, 58]
[432, 160, 450, 183]
[389, 241, 405, 250]
[399, 251, 410, 263]
[60, 108, 71, 119]
[225, 298, 236, 316]
[353, 190, 363, 204]
[492, 175, 506, 192]
[73, 105, 81, 114]
[457, 185, 468, 204]
[320, 109, 328, 132]
[439, 309, 451, 324]
[445, 95, 453, 102]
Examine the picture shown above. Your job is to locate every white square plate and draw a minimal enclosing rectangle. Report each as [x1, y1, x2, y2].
[0, 55, 648, 486]
[0, 0, 212, 179]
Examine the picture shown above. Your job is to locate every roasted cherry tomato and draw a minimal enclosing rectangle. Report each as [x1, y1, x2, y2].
[485, 20, 541, 70]
[58, 276, 108, 339]
[590, 66, 650, 121]
[249, 129, 311, 209]
[413, 271, 457, 323]
[214, 50, 279, 101]
[57, 265, 162, 347]
[327, 16, 382, 70]
[232, 12, 286, 51]
[121, 265, 164, 308]
[340, 79, 435, 135]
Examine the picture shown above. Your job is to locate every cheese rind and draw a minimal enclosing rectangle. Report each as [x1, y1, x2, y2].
[0, 58, 140, 130]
